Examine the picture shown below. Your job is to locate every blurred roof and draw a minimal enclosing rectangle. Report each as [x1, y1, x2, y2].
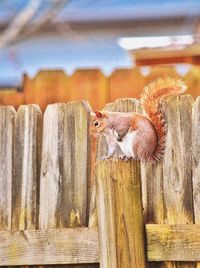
[0, 0, 200, 26]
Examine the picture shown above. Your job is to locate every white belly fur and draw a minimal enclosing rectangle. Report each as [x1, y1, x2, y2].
[117, 131, 137, 157]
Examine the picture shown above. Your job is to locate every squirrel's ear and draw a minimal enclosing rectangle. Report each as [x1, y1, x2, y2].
[95, 111, 105, 118]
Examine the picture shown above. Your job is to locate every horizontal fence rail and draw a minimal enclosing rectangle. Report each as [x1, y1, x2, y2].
[1, 224, 200, 265]
[0, 228, 99, 265]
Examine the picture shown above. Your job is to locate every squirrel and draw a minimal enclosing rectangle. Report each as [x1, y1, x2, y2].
[90, 78, 187, 162]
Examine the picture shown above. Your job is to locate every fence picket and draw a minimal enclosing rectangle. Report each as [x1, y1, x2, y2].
[12, 105, 42, 231]
[192, 96, 200, 268]
[162, 95, 194, 268]
[39, 102, 98, 267]
[96, 160, 146, 268]
[0, 107, 15, 231]
[70, 69, 109, 110]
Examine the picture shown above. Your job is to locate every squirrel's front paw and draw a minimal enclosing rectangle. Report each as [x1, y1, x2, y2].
[99, 155, 112, 160]
[116, 155, 126, 160]
[116, 155, 135, 161]
[125, 156, 135, 161]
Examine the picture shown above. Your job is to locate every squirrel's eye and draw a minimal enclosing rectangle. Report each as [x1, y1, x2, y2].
[93, 120, 100, 127]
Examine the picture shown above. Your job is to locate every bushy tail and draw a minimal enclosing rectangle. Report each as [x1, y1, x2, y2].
[141, 78, 187, 161]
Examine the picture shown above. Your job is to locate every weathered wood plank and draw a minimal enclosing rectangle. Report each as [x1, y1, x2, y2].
[3, 223, 200, 265]
[0, 228, 99, 266]
[141, 161, 164, 268]
[0, 107, 15, 230]
[162, 95, 194, 224]
[162, 95, 194, 268]
[140, 99, 164, 268]
[146, 224, 200, 261]
[192, 96, 200, 222]
[96, 160, 146, 268]
[39, 102, 95, 268]
[140, 97, 164, 225]
[192, 96, 200, 268]
[39, 103, 66, 229]
[90, 98, 142, 268]
[39, 101, 92, 229]
[63, 101, 92, 227]
[12, 105, 42, 230]
[94, 98, 140, 246]
[142, 94, 194, 268]
[141, 162, 164, 225]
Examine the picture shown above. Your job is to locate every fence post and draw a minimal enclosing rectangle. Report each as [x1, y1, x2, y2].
[96, 159, 146, 268]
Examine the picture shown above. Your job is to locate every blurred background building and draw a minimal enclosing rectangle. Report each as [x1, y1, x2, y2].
[0, 0, 200, 88]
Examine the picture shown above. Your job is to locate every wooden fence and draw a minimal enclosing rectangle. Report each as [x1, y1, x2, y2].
[1, 65, 200, 110]
[0, 93, 200, 267]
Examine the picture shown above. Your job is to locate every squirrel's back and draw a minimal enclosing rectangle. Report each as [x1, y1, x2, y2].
[141, 78, 187, 161]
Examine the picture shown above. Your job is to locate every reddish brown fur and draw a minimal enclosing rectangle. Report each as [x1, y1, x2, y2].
[141, 79, 186, 161]
[129, 114, 158, 161]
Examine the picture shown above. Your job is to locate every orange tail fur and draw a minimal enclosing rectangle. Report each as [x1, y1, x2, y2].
[141, 78, 187, 161]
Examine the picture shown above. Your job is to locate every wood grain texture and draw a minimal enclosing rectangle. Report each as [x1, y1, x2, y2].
[140, 98, 164, 226]
[39, 102, 96, 268]
[192, 97, 200, 222]
[39, 101, 92, 228]
[12, 105, 42, 231]
[63, 101, 92, 227]
[141, 162, 164, 225]
[146, 224, 200, 261]
[96, 160, 146, 268]
[140, 100, 164, 268]
[39, 103, 66, 229]
[0, 106, 16, 230]
[162, 95, 194, 268]
[0, 228, 99, 265]
[192, 96, 200, 268]
[95, 98, 140, 243]
[141, 161, 164, 268]
[162, 95, 194, 224]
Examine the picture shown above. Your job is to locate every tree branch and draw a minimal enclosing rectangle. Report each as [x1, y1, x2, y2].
[15, 0, 69, 42]
[0, 0, 42, 51]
